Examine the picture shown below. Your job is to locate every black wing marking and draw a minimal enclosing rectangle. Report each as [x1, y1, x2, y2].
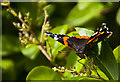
[66, 37, 89, 53]
[87, 23, 113, 45]
[45, 31, 68, 44]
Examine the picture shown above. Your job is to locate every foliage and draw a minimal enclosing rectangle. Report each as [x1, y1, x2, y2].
[1, 1, 120, 81]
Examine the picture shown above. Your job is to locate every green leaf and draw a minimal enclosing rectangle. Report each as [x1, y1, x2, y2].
[67, 31, 80, 36]
[75, 27, 94, 36]
[66, 50, 86, 73]
[21, 44, 39, 60]
[94, 41, 118, 80]
[91, 67, 109, 80]
[65, 2, 104, 26]
[1, 59, 14, 71]
[113, 45, 120, 63]
[1, 59, 16, 80]
[63, 76, 101, 80]
[26, 66, 61, 80]
[0, 35, 22, 56]
[44, 4, 55, 16]
[116, 8, 120, 26]
[46, 25, 68, 60]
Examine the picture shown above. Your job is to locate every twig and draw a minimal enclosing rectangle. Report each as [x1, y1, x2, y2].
[92, 64, 101, 78]
[45, 38, 53, 57]
[7, 5, 54, 65]
[6, 4, 66, 78]
[40, 8, 48, 43]
[89, 75, 106, 81]
[88, 58, 106, 81]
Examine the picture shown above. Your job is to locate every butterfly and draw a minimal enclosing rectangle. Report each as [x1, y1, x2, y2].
[45, 23, 113, 59]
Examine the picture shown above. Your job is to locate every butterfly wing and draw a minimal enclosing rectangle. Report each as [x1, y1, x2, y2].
[45, 31, 90, 57]
[87, 23, 113, 45]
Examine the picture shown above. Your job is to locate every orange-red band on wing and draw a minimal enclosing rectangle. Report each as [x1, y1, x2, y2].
[63, 36, 76, 51]
[63, 36, 70, 47]
[87, 31, 104, 44]
[73, 36, 90, 39]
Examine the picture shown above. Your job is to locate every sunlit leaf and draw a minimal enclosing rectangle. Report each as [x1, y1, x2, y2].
[21, 44, 39, 60]
[26, 66, 61, 80]
[91, 66, 109, 80]
[113, 45, 120, 63]
[65, 2, 104, 26]
[75, 27, 94, 36]
[63, 76, 101, 80]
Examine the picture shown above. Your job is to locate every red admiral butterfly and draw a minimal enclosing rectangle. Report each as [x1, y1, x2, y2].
[45, 23, 113, 59]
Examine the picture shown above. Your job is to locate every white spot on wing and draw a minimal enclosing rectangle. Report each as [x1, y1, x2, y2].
[92, 31, 98, 36]
[107, 32, 113, 38]
[107, 31, 110, 33]
[54, 35, 59, 40]
[106, 27, 109, 30]
[102, 23, 106, 26]
[47, 34, 51, 36]
[99, 28, 102, 32]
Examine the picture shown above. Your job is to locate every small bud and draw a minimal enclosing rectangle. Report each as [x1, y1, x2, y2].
[29, 34, 33, 41]
[6, 8, 10, 12]
[1, 2, 10, 6]
[17, 23, 20, 28]
[58, 66, 61, 69]
[26, 12, 30, 17]
[10, 9, 17, 17]
[32, 38, 36, 43]
[22, 23, 25, 29]
[52, 67, 57, 71]
[19, 37, 22, 40]
[12, 22, 17, 27]
[18, 12, 22, 18]
[19, 32, 22, 36]
[61, 66, 65, 70]
[19, 28, 23, 31]
[21, 40, 24, 43]
[25, 33, 29, 37]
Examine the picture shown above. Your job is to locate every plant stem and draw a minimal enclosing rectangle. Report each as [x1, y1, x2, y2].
[7, 5, 53, 65]
[40, 8, 48, 43]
